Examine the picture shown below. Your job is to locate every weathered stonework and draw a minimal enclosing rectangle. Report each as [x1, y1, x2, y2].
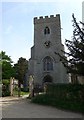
[28, 14, 69, 86]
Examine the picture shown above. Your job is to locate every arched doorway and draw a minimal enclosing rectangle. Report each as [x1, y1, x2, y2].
[43, 75, 53, 92]
[43, 75, 53, 83]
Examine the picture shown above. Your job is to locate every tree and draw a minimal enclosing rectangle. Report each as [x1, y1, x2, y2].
[14, 57, 28, 97]
[0, 51, 15, 79]
[55, 14, 84, 76]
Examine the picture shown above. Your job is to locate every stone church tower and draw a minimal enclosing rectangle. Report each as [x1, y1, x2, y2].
[28, 14, 69, 86]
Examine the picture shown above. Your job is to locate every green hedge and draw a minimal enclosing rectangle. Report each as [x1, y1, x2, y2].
[32, 83, 84, 113]
[46, 83, 84, 102]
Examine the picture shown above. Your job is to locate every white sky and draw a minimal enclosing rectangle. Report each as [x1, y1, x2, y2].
[1, 0, 84, 63]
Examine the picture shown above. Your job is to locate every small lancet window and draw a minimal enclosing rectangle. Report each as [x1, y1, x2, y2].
[44, 27, 50, 35]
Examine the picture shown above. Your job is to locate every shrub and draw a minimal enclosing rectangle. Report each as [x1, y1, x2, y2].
[21, 87, 29, 92]
[32, 83, 84, 113]
[2, 79, 10, 97]
[46, 83, 84, 102]
[2, 79, 10, 85]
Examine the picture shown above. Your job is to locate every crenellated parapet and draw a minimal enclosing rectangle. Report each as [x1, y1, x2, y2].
[34, 14, 60, 24]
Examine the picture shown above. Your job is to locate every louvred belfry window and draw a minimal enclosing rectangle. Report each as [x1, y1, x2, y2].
[44, 27, 50, 34]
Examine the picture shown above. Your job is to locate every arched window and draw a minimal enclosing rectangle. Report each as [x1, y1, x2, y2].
[43, 56, 53, 71]
[44, 27, 50, 35]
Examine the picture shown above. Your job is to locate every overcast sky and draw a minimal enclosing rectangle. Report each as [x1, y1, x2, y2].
[1, 0, 83, 63]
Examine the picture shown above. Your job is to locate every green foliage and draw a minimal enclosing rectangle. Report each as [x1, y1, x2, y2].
[13, 88, 29, 96]
[65, 14, 84, 76]
[0, 84, 2, 97]
[0, 80, 2, 84]
[32, 83, 84, 113]
[21, 87, 29, 92]
[20, 91, 29, 95]
[2, 79, 10, 85]
[46, 84, 83, 100]
[14, 57, 28, 97]
[0, 51, 12, 62]
[0, 51, 15, 79]
[2, 79, 10, 97]
[2, 61, 15, 79]
[2, 90, 10, 97]
[14, 57, 28, 84]
[65, 14, 84, 75]
[55, 14, 84, 76]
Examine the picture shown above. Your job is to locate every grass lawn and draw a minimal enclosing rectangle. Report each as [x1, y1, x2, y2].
[20, 91, 29, 95]
[13, 90, 29, 96]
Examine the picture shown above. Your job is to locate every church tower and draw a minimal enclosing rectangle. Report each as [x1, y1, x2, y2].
[28, 14, 69, 86]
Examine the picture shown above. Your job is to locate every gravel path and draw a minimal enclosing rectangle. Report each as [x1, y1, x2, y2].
[1, 96, 83, 119]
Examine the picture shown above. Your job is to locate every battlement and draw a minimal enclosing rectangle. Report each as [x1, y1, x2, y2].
[34, 14, 60, 24]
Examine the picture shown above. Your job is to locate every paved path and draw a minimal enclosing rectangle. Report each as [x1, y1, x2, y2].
[0, 96, 83, 118]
